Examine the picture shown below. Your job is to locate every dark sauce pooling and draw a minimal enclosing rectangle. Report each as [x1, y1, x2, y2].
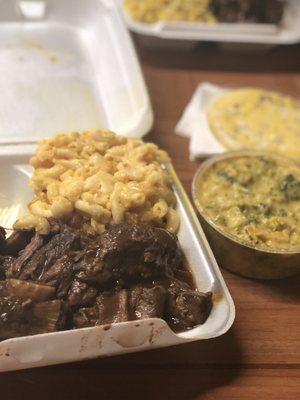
[0, 222, 212, 340]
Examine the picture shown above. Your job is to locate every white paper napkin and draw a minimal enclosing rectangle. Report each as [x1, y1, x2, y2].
[175, 82, 229, 160]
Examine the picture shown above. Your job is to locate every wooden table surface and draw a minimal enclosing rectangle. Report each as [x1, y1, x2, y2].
[1, 40, 300, 400]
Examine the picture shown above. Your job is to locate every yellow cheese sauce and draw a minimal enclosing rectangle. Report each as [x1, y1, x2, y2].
[207, 88, 300, 159]
[124, 0, 216, 24]
[196, 155, 300, 252]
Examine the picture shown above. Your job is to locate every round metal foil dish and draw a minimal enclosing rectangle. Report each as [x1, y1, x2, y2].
[192, 151, 300, 280]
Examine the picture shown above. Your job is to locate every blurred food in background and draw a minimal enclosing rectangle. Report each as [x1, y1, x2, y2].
[124, 0, 285, 24]
[207, 88, 300, 159]
[124, 0, 216, 23]
[211, 0, 285, 24]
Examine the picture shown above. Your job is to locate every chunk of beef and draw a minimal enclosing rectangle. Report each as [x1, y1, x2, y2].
[74, 285, 166, 328]
[73, 306, 99, 329]
[38, 253, 99, 305]
[73, 248, 108, 286]
[0, 266, 4, 280]
[0, 297, 66, 339]
[0, 277, 65, 338]
[7, 232, 44, 279]
[17, 225, 81, 281]
[75, 224, 182, 286]
[0, 296, 32, 339]
[130, 285, 166, 320]
[97, 290, 129, 325]
[0, 227, 6, 254]
[67, 280, 98, 307]
[5, 230, 35, 256]
[0, 280, 7, 295]
[166, 288, 213, 331]
[73, 290, 129, 328]
[1, 221, 213, 336]
[39, 256, 74, 299]
[0, 255, 14, 280]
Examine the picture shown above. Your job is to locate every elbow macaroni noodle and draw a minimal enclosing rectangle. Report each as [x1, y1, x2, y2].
[14, 131, 180, 235]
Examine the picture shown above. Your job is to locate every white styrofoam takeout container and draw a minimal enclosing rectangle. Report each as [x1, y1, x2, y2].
[0, 145, 235, 371]
[0, 0, 235, 372]
[119, 0, 300, 48]
[0, 0, 153, 142]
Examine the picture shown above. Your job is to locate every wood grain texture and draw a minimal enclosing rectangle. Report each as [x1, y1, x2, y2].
[0, 41, 300, 399]
[1, 367, 299, 400]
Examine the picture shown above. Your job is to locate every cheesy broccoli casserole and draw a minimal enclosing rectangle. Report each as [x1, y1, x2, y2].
[195, 154, 300, 252]
[207, 88, 300, 159]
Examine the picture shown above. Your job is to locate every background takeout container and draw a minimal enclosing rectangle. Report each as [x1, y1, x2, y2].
[119, 0, 300, 51]
[192, 151, 300, 280]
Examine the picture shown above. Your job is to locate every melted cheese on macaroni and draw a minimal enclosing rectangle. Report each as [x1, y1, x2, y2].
[14, 131, 180, 235]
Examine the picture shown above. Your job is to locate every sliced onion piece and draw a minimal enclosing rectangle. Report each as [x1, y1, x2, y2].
[6, 279, 55, 302]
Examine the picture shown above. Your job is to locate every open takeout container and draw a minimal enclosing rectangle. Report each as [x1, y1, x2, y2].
[119, 0, 300, 50]
[0, 0, 234, 372]
[0, 147, 235, 371]
[0, 0, 153, 142]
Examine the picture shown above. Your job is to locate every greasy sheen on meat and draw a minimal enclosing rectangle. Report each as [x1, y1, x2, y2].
[0, 278, 65, 339]
[74, 223, 182, 285]
[167, 288, 213, 331]
[10, 225, 81, 281]
[0, 222, 213, 339]
[0, 296, 32, 339]
[0, 296, 66, 339]
[130, 285, 166, 320]
[73, 285, 167, 328]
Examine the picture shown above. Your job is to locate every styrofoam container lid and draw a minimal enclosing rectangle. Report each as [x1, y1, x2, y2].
[0, 0, 153, 143]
